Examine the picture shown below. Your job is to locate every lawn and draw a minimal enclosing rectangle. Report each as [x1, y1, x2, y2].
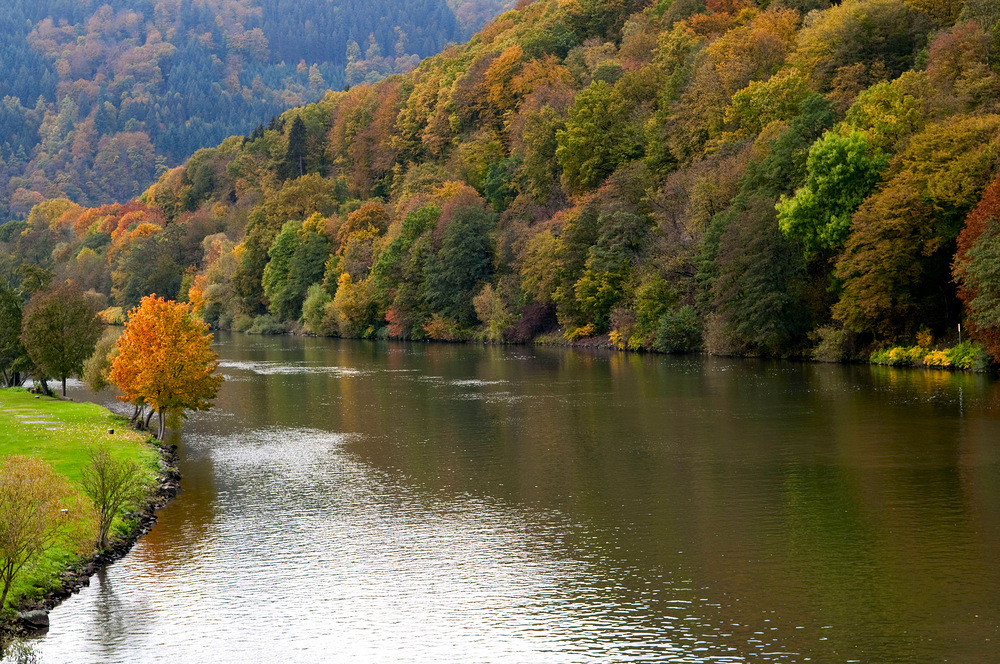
[0, 387, 160, 614]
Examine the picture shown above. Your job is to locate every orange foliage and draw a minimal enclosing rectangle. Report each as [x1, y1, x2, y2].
[110, 295, 223, 437]
[187, 275, 209, 314]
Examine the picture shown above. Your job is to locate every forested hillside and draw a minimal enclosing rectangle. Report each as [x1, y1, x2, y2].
[3, 0, 1000, 362]
[0, 0, 508, 213]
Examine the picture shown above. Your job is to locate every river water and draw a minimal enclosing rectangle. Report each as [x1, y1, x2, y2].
[33, 333, 1000, 662]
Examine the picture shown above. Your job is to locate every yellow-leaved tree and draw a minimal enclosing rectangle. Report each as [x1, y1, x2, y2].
[109, 295, 223, 439]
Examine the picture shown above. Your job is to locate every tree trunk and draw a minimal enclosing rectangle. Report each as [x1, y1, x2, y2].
[157, 410, 166, 440]
[61, 377, 67, 396]
[38, 377, 52, 396]
[0, 576, 10, 618]
[144, 408, 155, 431]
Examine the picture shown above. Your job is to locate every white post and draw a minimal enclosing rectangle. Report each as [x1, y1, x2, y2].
[958, 323, 962, 345]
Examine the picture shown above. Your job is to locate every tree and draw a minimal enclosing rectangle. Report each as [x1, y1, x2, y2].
[834, 115, 1000, 338]
[20, 284, 102, 396]
[424, 205, 495, 326]
[284, 115, 308, 180]
[556, 80, 642, 194]
[953, 175, 1000, 358]
[0, 286, 30, 388]
[80, 447, 150, 551]
[777, 129, 889, 256]
[0, 456, 91, 611]
[710, 196, 811, 355]
[83, 329, 119, 393]
[792, 0, 930, 92]
[109, 295, 223, 440]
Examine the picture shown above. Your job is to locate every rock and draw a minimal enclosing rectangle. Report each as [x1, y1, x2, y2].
[18, 610, 49, 629]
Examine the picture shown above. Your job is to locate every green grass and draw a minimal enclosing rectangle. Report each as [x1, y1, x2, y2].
[0, 388, 160, 614]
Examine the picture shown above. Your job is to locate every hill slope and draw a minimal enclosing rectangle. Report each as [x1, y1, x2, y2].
[0, 0, 513, 212]
[3, 0, 1000, 362]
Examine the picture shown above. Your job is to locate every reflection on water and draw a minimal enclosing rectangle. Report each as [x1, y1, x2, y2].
[34, 335, 1000, 662]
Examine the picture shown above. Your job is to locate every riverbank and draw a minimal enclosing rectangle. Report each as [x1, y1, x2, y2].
[232, 322, 997, 374]
[0, 388, 180, 633]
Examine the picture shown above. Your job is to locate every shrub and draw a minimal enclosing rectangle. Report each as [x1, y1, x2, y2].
[423, 314, 458, 341]
[565, 323, 596, 341]
[654, 306, 701, 353]
[231, 313, 254, 332]
[302, 284, 333, 335]
[247, 315, 286, 335]
[812, 325, 854, 362]
[945, 341, 991, 371]
[922, 350, 951, 367]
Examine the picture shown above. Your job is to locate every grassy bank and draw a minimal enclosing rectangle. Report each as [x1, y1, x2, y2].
[0, 388, 159, 617]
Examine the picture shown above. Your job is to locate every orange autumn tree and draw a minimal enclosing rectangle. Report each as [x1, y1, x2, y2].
[109, 295, 223, 439]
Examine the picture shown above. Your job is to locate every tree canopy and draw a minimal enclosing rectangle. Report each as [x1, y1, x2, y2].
[110, 295, 223, 439]
[19, 283, 102, 395]
[2, 0, 998, 360]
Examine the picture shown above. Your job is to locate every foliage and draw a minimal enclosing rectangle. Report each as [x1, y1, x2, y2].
[777, 129, 889, 256]
[83, 329, 119, 393]
[424, 204, 495, 326]
[870, 341, 990, 371]
[556, 81, 642, 194]
[0, 0, 487, 210]
[80, 446, 151, 551]
[109, 295, 223, 439]
[473, 283, 514, 342]
[302, 284, 333, 335]
[0, 455, 92, 611]
[4, 0, 1000, 363]
[953, 176, 1000, 359]
[0, 286, 31, 388]
[20, 283, 102, 396]
[792, 0, 930, 93]
[834, 115, 1000, 339]
[654, 305, 701, 353]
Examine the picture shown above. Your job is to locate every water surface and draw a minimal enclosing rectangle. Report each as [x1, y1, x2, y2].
[36, 334, 1000, 662]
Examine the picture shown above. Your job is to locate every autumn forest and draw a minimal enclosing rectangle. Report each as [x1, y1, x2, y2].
[3, 0, 1000, 365]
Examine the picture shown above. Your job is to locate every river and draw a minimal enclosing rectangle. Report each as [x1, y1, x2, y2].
[34, 333, 1000, 662]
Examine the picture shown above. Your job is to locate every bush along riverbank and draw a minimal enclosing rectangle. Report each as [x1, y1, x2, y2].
[0, 388, 180, 635]
[869, 340, 992, 372]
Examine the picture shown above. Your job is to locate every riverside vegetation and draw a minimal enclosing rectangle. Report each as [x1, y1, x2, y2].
[2, 0, 1000, 369]
[0, 288, 218, 636]
[0, 388, 164, 630]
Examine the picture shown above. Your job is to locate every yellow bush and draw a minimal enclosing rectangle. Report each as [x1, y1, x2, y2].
[565, 324, 596, 342]
[923, 350, 951, 368]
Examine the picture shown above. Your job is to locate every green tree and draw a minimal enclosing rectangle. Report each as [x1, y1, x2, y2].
[80, 447, 150, 551]
[777, 129, 889, 256]
[573, 211, 652, 331]
[556, 80, 642, 194]
[424, 205, 495, 326]
[20, 284, 103, 396]
[711, 196, 811, 356]
[261, 216, 333, 323]
[284, 115, 308, 180]
[0, 286, 30, 388]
